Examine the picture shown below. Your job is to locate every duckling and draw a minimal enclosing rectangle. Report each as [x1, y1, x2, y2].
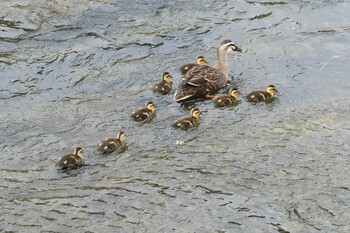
[131, 101, 155, 122]
[152, 72, 172, 95]
[57, 147, 84, 170]
[246, 85, 277, 103]
[172, 108, 201, 130]
[179, 56, 207, 75]
[97, 132, 126, 154]
[174, 40, 242, 102]
[213, 87, 239, 107]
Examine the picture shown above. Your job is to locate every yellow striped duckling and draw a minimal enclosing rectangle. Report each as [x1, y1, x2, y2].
[152, 72, 172, 95]
[179, 56, 207, 75]
[57, 147, 84, 170]
[246, 85, 277, 103]
[172, 108, 201, 130]
[213, 87, 239, 107]
[97, 132, 126, 154]
[131, 101, 156, 122]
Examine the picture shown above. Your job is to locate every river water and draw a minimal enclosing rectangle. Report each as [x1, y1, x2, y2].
[1, 0, 350, 232]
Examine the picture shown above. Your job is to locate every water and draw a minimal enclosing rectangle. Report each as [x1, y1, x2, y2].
[1, 0, 350, 232]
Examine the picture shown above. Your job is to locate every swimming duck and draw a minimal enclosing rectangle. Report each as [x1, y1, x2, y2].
[152, 72, 172, 95]
[97, 132, 126, 154]
[213, 87, 239, 107]
[246, 85, 277, 103]
[57, 147, 84, 169]
[131, 101, 155, 122]
[174, 40, 242, 102]
[172, 108, 201, 130]
[179, 56, 207, 75]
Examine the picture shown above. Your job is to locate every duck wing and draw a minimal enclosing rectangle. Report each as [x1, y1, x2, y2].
[184, 65, 225, 86]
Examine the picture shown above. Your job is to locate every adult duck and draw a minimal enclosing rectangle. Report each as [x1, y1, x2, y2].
[174, 40, 242, 102]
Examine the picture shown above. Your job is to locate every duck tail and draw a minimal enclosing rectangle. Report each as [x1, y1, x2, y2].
[174, 87, 193, 102]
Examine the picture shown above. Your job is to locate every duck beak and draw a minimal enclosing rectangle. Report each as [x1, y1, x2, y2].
[232, 46, 243, 52]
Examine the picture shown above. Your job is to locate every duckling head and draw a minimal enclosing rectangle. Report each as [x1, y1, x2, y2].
[74, 147, 83, 159]
[191, 108, 201, 119]
[162, 72, 172, 83]
[267, 85, 277, 96]
[229, 87, 239, 97]
[196, 56, 207, 65]
[117, 131, 126, 142]
[220, 39, 242, 53]
[146, 101, 156, 111]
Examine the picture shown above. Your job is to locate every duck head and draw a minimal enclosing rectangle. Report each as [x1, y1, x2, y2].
[220, 39, 242, 52]
[229, 87, 240, 97]
[146, 101, 156, 111]
[74, 147, 83, 159]
[117, 132, 126, 142]
[162, 72, 172, 83]
[191, 108, 201, 119]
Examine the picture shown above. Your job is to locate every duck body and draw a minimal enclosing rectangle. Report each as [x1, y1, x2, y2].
[246, 91, 272, 103]
[246, 85, 277, 103]
[97, 132, 126, 154]
[57, 147, 84, 170]
[179, 56, 207, 75]
[174, 40, 242, 102]
[152, 72, 172, 95]
[131, 101, 155, 122]
[175, 65, 227, 102]
[213, 88, 239, 107]
[214, 94, 237, 107]
[152, 80, 172, 95]
[172, 108, 201, 130]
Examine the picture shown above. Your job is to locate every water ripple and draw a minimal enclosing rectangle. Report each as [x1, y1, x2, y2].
[1, 0, 350, 232]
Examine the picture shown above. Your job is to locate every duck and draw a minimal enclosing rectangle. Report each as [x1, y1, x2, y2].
[174, 40, 242, 102]
[213, 87, 239, 107]
[179, 56, 207, 75]
[97, 132, 126, 154]
[152, 72, 172, 95]
[172, 108, 201, 130]
[57, 147, 84, 169]
[131, 101, 155, 122]
[246, 85, 277, 103]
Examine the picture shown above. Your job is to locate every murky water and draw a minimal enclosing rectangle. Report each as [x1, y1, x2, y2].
[1, 0, 350, 232]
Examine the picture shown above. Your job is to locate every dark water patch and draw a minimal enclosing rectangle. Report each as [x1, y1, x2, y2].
[229, 220, 243, 225]
[250, 11, 273, 20]
[0, 52, 14, 65]
[246, 1, 287, 6]
[0, 17, 21, 28]
[195, 185, 234, 196]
